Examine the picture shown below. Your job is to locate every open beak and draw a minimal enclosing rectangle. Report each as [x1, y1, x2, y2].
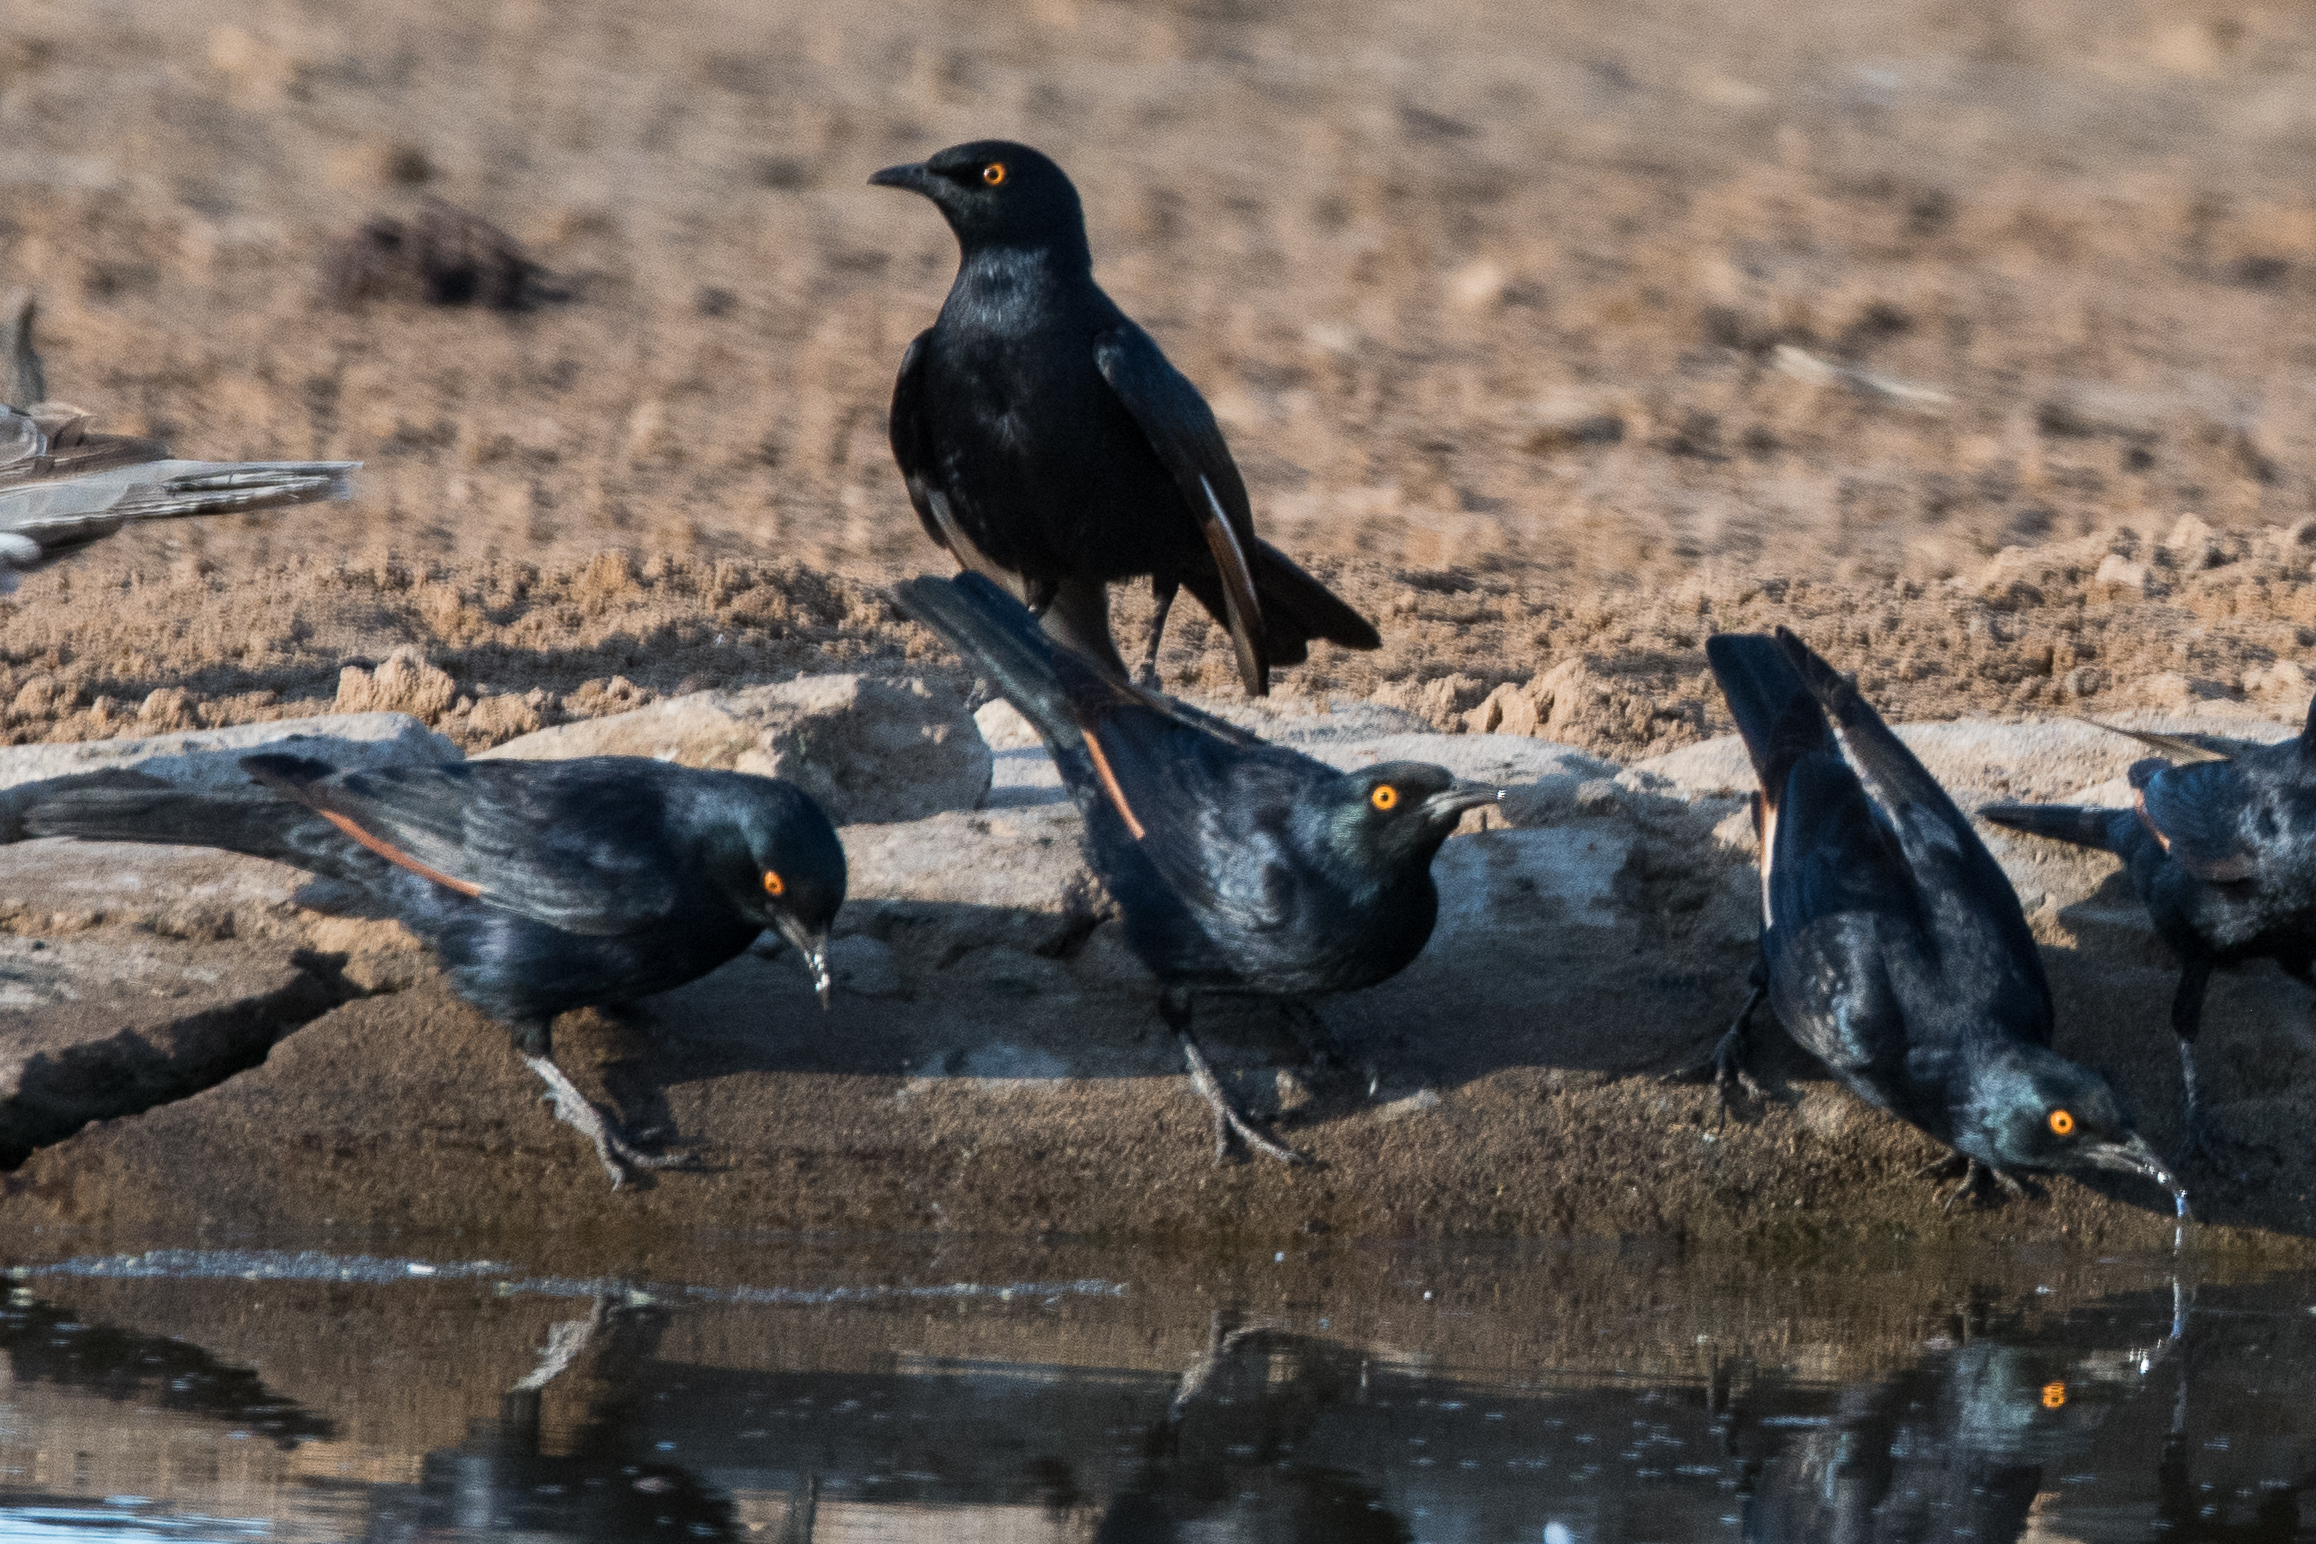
[1422, 784, 1504, 824]
[775, 915, 834, 1009]
[2091, 1133, 2191, 1221]
[869, 162, 933, 194]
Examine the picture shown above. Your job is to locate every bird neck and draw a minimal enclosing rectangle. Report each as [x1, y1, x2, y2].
[949, 241, 1093, 316]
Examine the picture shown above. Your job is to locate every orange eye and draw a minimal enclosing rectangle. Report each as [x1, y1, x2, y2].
[763, 870, 786, 898]
[2041, 1382, 2066, 1409]
[2048, 1109, 2075, 1136]
[1370, 784, 1399, 811]
[981, 162, 1007, 186]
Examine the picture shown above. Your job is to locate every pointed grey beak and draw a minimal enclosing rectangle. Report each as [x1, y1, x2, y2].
[1422, 784, 1504, 824]
[774, 915, 834, 1009]
[869, 162, 933, 193]
[2091, 1133, 2190, 1220]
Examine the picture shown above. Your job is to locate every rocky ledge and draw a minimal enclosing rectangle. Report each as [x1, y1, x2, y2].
[1, 682, 2311, 1259]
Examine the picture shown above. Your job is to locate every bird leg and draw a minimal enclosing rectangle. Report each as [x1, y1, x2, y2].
[513, 1022, 695, 1188]
[1664, 978, 1771, 1113]
[1134, 577, 1180, 690]
[2169, 955, 2242, 1175]
[1919, 1151, 2030, 1210]
[1037, 575, 1132, 679]
[1161, 988, 1310, 1165]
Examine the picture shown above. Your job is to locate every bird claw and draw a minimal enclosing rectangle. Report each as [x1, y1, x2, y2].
[1176, 1029, 1311, 1166]
[1662, 1032, 1767, 1117]
[522, 1052, 697, 1189]
[1924, 1153, 2029, 1211]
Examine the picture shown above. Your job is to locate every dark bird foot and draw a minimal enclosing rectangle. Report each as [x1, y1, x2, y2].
[1662, 985, 1769, 1116]
[1174, 1029, 1310, 1166]
[1130, 660, 1165, 692]
[1661, 1035, 1770, 1114]
[1918, 1151, 2030, 1211]
[522, 1054, 700, 1188]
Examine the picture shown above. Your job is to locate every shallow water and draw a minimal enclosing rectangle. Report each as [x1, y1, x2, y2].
[0, 1237, 2310, 1542]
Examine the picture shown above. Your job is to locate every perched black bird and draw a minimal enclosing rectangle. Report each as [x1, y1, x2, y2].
[0, 292, 357, 592]
[897, 571, 1494, 1162]
[871, 140, 1380, 696]
[22, 754, 844, 1185]
[1982, 702, 2316, 1162]
[1695, 629, 2184, 1212]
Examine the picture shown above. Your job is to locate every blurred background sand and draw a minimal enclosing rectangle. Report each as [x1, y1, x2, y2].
[2, 0, 2313, 757]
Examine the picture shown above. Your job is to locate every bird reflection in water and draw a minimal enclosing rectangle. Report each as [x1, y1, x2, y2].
[1095, 1314, 1411, 1544]
[359, 1291, 739, 1542]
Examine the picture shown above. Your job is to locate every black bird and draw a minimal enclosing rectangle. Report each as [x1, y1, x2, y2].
[1982, 703, 2316, 1162]
[897, 571, 1493, 1162]
[871, 140, 1380, 695]
[21, 754, 844, 1185]
[0, 291, 357, 592]
[1695, 628, 2184, 1212]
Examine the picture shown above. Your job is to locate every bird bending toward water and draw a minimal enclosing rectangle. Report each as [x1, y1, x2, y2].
[0, 292, 356, 592]
[898, 570, 1494, 1163]
[872, 141, 1379, 696]
[1695, 628, 2184, 1213]
[1982, 702, 2316, 1167]
[21, 755, 844, 1185]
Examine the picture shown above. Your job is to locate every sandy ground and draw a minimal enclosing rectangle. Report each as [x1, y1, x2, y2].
[3, 0, 2316, 764]
[3, 0, 2316, 1254]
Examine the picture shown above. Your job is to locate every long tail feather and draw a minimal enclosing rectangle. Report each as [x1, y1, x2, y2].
[895, 572, 1084, 754]
[1978, 802, 2128, 853]
[2078, 718, 2231, 765]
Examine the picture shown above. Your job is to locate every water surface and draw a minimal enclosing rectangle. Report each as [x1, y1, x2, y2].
[0, 1237, 2309, 1541]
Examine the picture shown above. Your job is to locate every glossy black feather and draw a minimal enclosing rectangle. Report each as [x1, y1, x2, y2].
[874, 140, 1377, 694]
[898, 571, 1474, 996]
[1981, 696, 2316, 1068]
[24, 755, 845, 1024]
[1709, 630, 2175, 1198]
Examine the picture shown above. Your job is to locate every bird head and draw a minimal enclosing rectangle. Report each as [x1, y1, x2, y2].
[1308, 761, 1500, 878]
[1964, 1046, 2187, 1215]
[869, 140, 1088, 259]
[715, 778, 847, 1007]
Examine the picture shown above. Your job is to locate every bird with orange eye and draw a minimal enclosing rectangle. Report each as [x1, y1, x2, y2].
[900, 571, 1498, 1165]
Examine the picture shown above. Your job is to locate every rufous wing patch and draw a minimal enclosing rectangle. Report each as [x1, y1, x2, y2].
[1080, 726, 1147, 841]
[319, 810, 485, 897]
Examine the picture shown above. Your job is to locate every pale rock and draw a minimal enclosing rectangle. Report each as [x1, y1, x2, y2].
[482, 673, 992, 824]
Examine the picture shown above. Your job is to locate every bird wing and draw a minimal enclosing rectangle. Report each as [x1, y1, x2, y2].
[1093, 322, 1269, 695]
[890, 329, 1017, 595]
[1068, 672, 1314, 932]
[244, 757, 683, 935]
[1775, 629, 2008, 897]
[2131, 760, 2258, 882]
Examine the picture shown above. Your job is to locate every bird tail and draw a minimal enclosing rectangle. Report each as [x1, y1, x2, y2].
[1705, 632, 1835, 800]
[17, 770, 320, 867]
[1248, 539, 1380, 663]
[894, 572, 1089, 754]
[1977, 802, 2126, 853]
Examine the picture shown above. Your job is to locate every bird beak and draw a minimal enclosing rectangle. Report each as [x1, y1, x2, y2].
[869, 162, 934, 194]
[1421, 784, 1504, 824]
[774, 915, 834, 1009]
[2089, 1132, 2191, 1221]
